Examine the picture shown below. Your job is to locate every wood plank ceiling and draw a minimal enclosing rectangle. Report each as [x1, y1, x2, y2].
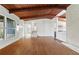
[2, 4, 70, 21]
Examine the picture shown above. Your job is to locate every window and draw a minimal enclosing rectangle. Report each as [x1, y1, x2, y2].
[6, 18, 16, 39]
[0, 15, 4, 40]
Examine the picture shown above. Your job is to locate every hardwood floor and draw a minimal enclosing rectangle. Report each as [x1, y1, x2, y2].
[0, 36, 78, 55]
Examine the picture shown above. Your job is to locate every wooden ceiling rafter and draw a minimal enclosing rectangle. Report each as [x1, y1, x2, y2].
[1, 4, 70, 20]
[57, 16, 66, 18]
[20, 14, 55, 19]
[7, 5, 68, 13]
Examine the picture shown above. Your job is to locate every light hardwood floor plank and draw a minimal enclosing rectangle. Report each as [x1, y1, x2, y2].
[0, 36, 78, 55]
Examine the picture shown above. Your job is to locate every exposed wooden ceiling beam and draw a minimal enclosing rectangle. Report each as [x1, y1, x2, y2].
[57, 16, 66, 18]
[20, 14, 55, 19]
[9, 5, 69, 13]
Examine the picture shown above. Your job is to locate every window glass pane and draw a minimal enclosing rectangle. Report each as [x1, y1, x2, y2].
[0, 15, 4, 39]
[6, 18, 16, 38]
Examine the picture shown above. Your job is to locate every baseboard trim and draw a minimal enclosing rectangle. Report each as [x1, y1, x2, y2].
[0, 37, 21, 49]
[62, 42, 79, 53]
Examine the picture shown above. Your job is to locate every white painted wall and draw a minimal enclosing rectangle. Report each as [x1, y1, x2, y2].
[0, 5, 9, 16]
[16, 20, 24, 38]
[36, 19, 55, 36]
[67, 4, 79, 47]
[53, 10, 67, 42]
[24, 19, 57, 38]
[24, 21, 32, 38]
[56, 20, 66, 42]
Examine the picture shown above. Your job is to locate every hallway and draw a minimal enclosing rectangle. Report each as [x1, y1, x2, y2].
[0, 4, 79, 55]
[0, 37, 78, 55]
